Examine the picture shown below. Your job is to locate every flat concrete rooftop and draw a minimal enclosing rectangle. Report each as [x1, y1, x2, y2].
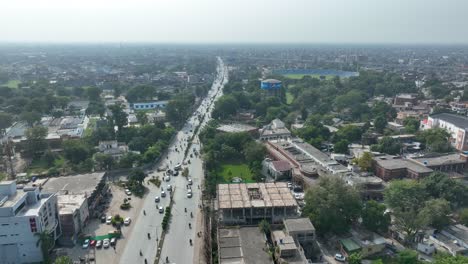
[41, 172, 105, 195]
[218, 227, 272, 264]
[217, 182, 297, 210]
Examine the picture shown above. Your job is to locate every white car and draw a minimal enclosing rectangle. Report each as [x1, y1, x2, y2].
[165, 176, 170, 182]
[167, 185, 172, 191]
[161, 191, 166, 197]
[106, 216, 112, 225]
[125, 189, 132, 196]
[82, 239, 90, 249]
[124, 217, 131, 226]
[159, 206, 164, 213]
[188, 178, 193, 185]
[103, 238, 110, 248]
[334, 253, 346, 262]
[187, 191, 192, 198]
[155, 196, 160, 203]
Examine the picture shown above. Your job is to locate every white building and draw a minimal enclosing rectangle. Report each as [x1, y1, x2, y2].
[259, 119, 291, 141]
[422, 113, 468, 151]
[0, 181, 61, 263]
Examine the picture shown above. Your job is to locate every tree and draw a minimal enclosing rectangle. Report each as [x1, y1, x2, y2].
[348, 252, 362, 264]
[0, 112, 13, 134]
[24, 126, 48, 157]
[302, 176, 362, 235]
[35, 230, 54, 264]
[54, 256, 73, 264]
[243, 142, 266, 165]
[129, 168, 146, 184]
[334, 139, 349, 154]
[356, 152, 373, 172]
[86, 86, 101, 101]
[421, 198, 451, 229]
[371, 136, 402, 155]
[136, 111, 148, 125]
[403, 117, 420, 134]
[182, 167, 189, 177]
[212, 95, 239, 119]
[397, 250, 419, 264]
[434, 253, 468, 264]
[421, 172, 468, 208]
[108, 104, 128, 131]
[384, 180, 429, 244]
[362, 200, 391, 233]
[417, 128, 451, 153]
[335, 125, 363, 143]
[20, 111, 41, 127]
[374, 115, 387, 133]
[460, 208, 468, 226]
[94, 153, 114, 171]
[259, 219, 271, 236]
[62, 140, 92, 164]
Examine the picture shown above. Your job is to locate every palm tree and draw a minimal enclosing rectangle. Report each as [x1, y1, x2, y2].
[35, 230, 54, 264]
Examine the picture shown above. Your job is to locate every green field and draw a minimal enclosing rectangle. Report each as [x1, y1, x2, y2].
[286, 91, 294, 104]
[283, 73, 334, 80]
[4, 80, 21, 88]
[218, 163, 254, 183]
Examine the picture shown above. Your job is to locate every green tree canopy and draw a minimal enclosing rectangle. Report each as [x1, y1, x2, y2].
[361, 200, 391, 233]
[417, 128, 452, 153]
[334, 139, 349, 154]
[24, 126, 48, 157]
[303, 176, 362, 235]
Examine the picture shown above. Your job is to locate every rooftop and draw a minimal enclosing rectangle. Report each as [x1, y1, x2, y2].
[374, 157, 433, 173]
[41, 172, 105, 195]
[217, 123, 258, 133]
[431, 113, 468, 129]
[412, 154, 465, 167]
[284, 217, 315, 233]
[57, 194, 87, 215]
[262, 79, 281, 84]
[217, 182, 297, 210]
[271, 160, 292, 172]
[218, 227, 272, 264]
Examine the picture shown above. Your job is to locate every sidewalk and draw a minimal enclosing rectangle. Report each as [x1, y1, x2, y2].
[192, 201, 206, 264]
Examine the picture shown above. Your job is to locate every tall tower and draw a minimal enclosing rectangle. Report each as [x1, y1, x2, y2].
[260, 79, 282, 97]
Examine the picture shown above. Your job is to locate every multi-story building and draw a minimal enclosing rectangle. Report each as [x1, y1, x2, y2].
[217, 182, 298, 225]
[0, 180, 61, 263]
[132, 100, 168, 110]
[422, 113, 468, 151]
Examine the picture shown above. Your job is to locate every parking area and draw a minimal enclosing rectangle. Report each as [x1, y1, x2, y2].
[64, 183, 145, 263]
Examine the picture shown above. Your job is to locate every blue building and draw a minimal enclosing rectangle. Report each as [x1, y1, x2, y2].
[132, 101, 168, 110]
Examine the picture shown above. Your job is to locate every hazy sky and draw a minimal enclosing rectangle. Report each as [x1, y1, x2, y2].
[1, 0, 467, 44]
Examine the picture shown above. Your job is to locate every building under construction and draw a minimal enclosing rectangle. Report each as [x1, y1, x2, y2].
[216, 182, 298, 225]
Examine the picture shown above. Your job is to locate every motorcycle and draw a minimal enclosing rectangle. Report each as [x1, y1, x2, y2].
[189, 239, 192, 246]
[190, 212, 193, 218]
[189, 223, 191, 229]
[147, 233, 150, 239]
[143, 210, 146, 215]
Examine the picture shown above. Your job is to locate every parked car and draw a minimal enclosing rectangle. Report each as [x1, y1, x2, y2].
[124, 217, 131, 226]
[96, 240, 102, 248]
[82, 239, 90, 249]
[161, 191, 166, 197]
[106, 216, 112, 225]
[100, 215, 106, 223]
[90, 240, 96, 247]
[334, 253, 346, 262]
[159, 206, 164, 213]
[125, 189, 132, 196]
[187, 191, 192, 198]
[173, 171, 179, 176]
[167, 185, 172, 191]
[110, 237, 117, 246]
[103, 238, 110, 248]
[188, 178, 193, 185]
[155, 196, 160, 203]
[165, 176, 170, 182]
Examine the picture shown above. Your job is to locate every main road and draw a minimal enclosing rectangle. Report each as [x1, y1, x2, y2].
[119, 57, 227, 264]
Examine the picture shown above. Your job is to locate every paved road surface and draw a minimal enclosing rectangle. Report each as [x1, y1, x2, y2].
[119, 57, 227, 264]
